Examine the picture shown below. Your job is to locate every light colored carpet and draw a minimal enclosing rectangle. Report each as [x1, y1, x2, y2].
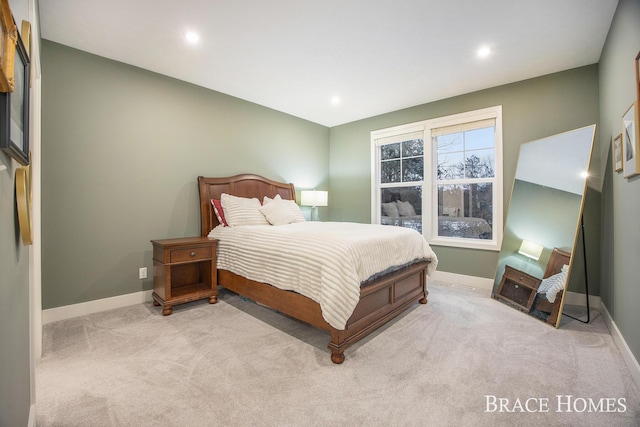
[36, 281, 640, 426]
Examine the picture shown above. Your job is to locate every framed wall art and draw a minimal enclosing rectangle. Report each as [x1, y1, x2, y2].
[622, 101, 639, 178]
[15, 163, 32, 245]
[20, 20, 30, 57]
[636, 51, 640, 106]
[0, 0, 17, 93]
[0, 30, 29, 165]
[613, 133, 623, 173]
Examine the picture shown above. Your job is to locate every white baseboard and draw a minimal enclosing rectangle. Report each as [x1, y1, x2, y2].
[432, 270, 494, 293]
[41, 272, 491, 324]
[433, 270, 603, 310]
[28, 403, 35, 427]
[36, 278, 596, 321]
[564, 291, 601, 310]
[600, 302, 640, 392]
[42, 290, 153, 324]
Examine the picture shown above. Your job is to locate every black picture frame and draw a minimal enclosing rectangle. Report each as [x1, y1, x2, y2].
[0, 31, 29, 165]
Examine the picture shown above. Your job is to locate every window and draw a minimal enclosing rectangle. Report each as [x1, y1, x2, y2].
[377, 131, 424, 233]
[371, 106, 503, 250]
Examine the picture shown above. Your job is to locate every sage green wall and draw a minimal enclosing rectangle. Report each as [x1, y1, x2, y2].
[598, 0, 640, 367]
[0, 155, 31, 427]
[1, 1, 36, 425]
[41, 41, 329, 309]
[329, 66, 600, 280]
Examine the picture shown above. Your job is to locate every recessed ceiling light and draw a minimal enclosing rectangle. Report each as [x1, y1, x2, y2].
[477, 46, 492, 58]
[331, 96, 341, 105]
[185, 31, 200, 44]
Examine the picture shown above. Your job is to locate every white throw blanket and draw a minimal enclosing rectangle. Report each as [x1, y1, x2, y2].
[209, 222, 438, 329]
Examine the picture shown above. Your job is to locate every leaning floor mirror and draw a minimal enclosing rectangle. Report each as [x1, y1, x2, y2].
[492, 124, 596, 328]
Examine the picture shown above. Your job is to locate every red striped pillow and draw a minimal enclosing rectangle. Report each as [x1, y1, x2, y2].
[211, 199, 228, 226]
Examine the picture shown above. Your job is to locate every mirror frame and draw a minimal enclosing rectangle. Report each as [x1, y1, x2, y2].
[492, 124, 596, 328]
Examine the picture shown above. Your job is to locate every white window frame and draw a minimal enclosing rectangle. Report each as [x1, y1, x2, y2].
[371, 106, 503, 251]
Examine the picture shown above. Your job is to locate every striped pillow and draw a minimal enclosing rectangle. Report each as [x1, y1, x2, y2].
[221, 193, 269, 227]
[537, 270, 568, 303]
[211, 199, 228, 226]
[263, 194, 305, 223]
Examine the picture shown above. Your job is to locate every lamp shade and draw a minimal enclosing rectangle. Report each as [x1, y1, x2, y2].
[518, 240, 543, 261]
[300, 190, 328, 207]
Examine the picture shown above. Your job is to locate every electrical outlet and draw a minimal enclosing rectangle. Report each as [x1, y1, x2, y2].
[139, 267, 147, 279]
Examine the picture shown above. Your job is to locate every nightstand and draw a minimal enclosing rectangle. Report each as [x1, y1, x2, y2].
[151, 237, 218, 315]
[495, 265, 541, 312]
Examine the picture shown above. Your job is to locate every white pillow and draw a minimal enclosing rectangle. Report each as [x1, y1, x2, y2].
[537, 270, 568, 303]
[396, 200, 417, 217]
[220, 193, 269, 227]
[262, 194, 305, 223]
[263, 195, 276, 205]
[259, 200, 297, 225]
[381, 202, 400, 217]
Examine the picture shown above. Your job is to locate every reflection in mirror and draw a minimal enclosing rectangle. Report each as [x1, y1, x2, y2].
[492, 125, 596, 327]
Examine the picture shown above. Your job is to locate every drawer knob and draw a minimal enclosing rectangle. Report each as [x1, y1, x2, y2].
[190, 251, 196, 257]
[514, 284, 519, 289]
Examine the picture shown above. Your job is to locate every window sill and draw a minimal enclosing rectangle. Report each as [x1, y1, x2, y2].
[429, 237, 501, 251]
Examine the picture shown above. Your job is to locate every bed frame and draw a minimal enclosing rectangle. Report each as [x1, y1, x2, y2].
[198, 174, 431, 364]
[532, 248, 571, 327]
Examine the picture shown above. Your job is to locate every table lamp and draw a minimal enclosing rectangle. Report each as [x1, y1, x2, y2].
[300, 190, 328, 221]
[518, 239, 543, 273]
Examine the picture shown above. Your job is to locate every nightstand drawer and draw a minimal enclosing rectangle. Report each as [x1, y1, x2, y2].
[500, 281, 533, 308]
[503, 269, 539, 290]
[495, 265, 542, 312]
[170, 246, 212, 263]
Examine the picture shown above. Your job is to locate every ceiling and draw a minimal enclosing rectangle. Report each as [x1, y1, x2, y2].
[38, 0, 618, 127]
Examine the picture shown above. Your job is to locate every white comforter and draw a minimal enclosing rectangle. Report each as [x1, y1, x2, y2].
[208, 222, 438, 329]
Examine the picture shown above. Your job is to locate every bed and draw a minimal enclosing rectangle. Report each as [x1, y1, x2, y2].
[381, 214, 492, 239]
[379, 200, 492, 239]
[198, 174, 437, 363]
[531, 248, 571, 326]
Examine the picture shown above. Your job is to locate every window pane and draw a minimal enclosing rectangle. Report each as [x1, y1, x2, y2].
[465, 127, 494, 150]
[403, 157, 424, 181]
[464, 149, 495, 178]
[381, 160, 401, 183]
[381, 143, 400, 160]
[380, 186, 422, 233]
[437, 151, 464, 180]
[438, 183, 493, 239]
[436, 133, 463, 153]
[402, 139, 424, 157]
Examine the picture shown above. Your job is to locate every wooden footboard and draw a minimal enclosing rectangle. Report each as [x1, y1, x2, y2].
[532, 290, 564, 326]
[328, 260, 428, 363]
[217, 260, 429, 364]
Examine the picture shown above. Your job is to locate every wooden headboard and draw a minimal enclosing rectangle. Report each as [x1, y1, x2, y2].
[543, 248, 571, 279]
[198, 174, 296, 236]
